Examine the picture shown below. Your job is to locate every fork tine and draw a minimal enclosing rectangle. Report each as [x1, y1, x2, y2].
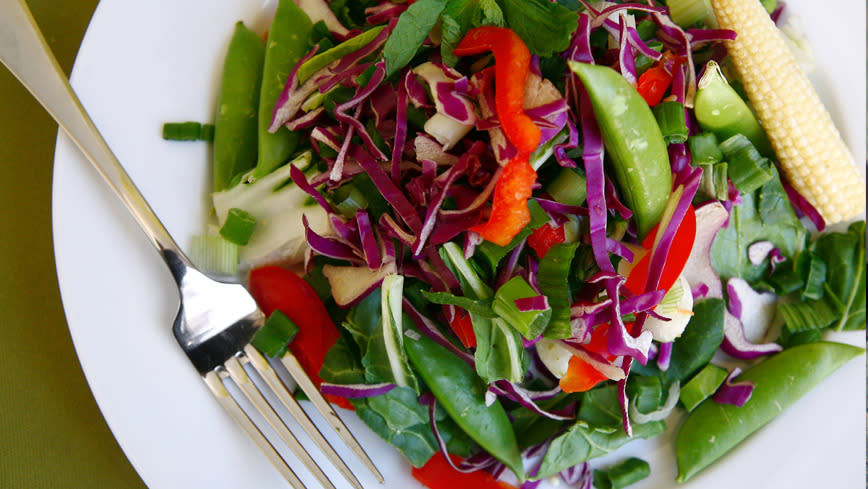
[279, 352, 385, 483]
[223, 357, 337, 489]
[243, 345, 366, 489]
[202, 371, 308, 489]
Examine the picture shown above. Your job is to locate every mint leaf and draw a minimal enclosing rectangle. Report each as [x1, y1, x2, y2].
[498, 0, 578, 57]
[383, 0, 447, 76]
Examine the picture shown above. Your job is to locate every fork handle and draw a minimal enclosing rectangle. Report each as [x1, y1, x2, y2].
[0, 0, 192, 278]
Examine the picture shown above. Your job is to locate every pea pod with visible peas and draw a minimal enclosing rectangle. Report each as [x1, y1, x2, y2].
[675, 341, 864, 482]
[403, 329, 525, 482]
[212, 21, 265, 192]
[255, 0, 312, 177]
[568, 61, 672, 239]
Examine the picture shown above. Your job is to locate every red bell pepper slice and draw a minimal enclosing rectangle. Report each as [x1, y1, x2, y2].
[469, 154, 537, 246]
[527, 222, 566, 258]
[454, 26, 542, 247]
[247, 266, 352, 410]
[449, 309, 477, 349]
[624, 204, 696, 296]
[636, 64, 673, 107]
[559, 323, 617, 393]
[453, 26, 541, 155]
[411, 452, 518, 489]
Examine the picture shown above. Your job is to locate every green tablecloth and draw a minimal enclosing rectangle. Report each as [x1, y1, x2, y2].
[0, 1, 146, 487]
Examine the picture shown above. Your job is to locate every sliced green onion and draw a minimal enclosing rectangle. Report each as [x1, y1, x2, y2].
[189, 234, 239, 276]
[778, 299, 839, 334]
[698, 161, 729, 202]
[680, 363, 728, 412]
[539, 242, 579, 339]
[688, 132, 723, 166]
[162, 121, 215, 142]
[719, 134, 774, 194]
[627, 375, 663, 414]
[593, 457, 652, 489]
[219, 208, 257, 246]
[546, 167, 587, 207]
[652, 101, 689, 145]
[251, 310, 299, 357]
[492, 276, 552, 340]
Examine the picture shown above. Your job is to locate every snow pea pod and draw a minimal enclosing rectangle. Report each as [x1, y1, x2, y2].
[255, 0, 312, 177]
[676, 341, 864, 482]
[404, 330, 525, 481]
[213, 21, 265, 191]
[568, 61, 672, 238]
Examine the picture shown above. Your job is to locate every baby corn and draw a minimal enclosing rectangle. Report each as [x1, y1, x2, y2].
[710, 0, 866, 224]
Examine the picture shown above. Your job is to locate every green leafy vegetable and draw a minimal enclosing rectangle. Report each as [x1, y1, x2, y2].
[383, 0, 448, 76]
[498, 0, 578, 57]
[632, 299, 726, 383]
[711, 167, 807, 283]
[420, 290, 496, 317]
[536, 420, 665, 478]
[352, 386, 475, 467]
[812, 221, 866, 331]
[440, 242, 525, 383]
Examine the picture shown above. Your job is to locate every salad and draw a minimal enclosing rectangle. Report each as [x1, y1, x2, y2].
[162, 0, 866, 487]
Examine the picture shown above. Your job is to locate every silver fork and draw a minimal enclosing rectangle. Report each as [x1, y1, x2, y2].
[0, 1, 383, 488]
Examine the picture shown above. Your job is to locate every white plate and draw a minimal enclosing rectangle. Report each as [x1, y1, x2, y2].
[52, 2, 865, 488]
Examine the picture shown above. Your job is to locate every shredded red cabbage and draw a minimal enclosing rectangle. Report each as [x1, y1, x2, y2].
[320, 382, 396, 399]
[712, 367, 755, 407]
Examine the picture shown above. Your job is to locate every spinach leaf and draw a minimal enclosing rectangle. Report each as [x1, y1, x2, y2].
[811, 221, 866, 331]
[319, 334, 365, 384]
[577, 384, 623, 428]
[535, 420, 665, 478]
[498, 0, 578, 57]
[351, 386, 474, 467]
[631, 299, 726, 383]
[383, 0, 448, 76]
[711, 167, 807, 283]
[342, 288, 382, 354]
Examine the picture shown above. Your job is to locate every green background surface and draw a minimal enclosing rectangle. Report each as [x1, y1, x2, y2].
[0, 1, 146, 487]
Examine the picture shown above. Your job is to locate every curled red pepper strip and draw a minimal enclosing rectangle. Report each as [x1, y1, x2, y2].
[454, 26, 541, 154]
[455, 26, 541, 246]
[469, 154, 536, 246]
